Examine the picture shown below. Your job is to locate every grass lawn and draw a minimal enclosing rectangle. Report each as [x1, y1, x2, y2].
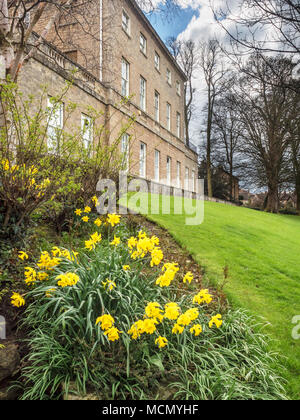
[124, 194, 300, 399]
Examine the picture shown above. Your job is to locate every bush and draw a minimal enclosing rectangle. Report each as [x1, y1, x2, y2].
[12, 212, 287, 400]
[0, 79, 135, 238]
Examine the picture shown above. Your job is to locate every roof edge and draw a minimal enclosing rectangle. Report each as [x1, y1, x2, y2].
[127, 0, 188, 82]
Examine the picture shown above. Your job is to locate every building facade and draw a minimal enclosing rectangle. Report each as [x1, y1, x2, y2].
[20, 0, 198, 192]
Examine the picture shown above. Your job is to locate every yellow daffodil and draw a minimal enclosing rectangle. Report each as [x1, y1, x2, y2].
[190, 324, 202, 336]
[92, 196, 99, 206]
[11, 293, 25, 307]
[18, 251, 29, 261]
[164, 302, 180, 320]
[123, 265, 130, 271]
[155, 336, 168, 348]
[145, 302, 163, 320]
[193, 289, 213, 305]
[56, 272, 80, 288]
[110, 236, 120, 247]
[172, 323, 184, 334]
[84, 206, 91, 213]
[104, 327, 122, 342]
[24, 267, 37, 285]
[38, 272, 49, 281]
[209, 314, 223, 329]
[75, 209, 82, 216]
[94, 218, 102, 227]
[183, 271, 193, 284]
[96, 314, 115, 330]
[82, 216, 89, 223]
[107, 214, 121, 227]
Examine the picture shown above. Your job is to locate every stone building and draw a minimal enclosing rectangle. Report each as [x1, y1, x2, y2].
[18, 0, 198, 193]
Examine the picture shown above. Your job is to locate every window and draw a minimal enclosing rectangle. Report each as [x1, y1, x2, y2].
[176, 81, 181, 96]
[140, 33, 147, 55]
[177, 161, 181, 188]
[167, 156, 171, 185]
[81, 114, 93, 150]
[185, 167, 189, 190]
[154, 150, 160, 182]
[140, 142, 146, 177]
[154, 52, 160, 71]
[192, 169, 196, 192]
[140, 77, 146, 111]
[121, 133, 130, 172]
[166, 103, 171, 131]
[121, 58, 129, 96]
[176, 112, 181, 138]
[122, 10, 130, 35]
[47, 97, 63, 152]
[166, 68, 171, 85]
[154, 91, 160, 122]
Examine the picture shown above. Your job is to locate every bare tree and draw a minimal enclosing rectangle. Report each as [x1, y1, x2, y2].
[234, 54, 295, 213]
[212, 90, 243, 201]
[213, 0, 300, 55]
[199, 39, 227, 198]
[167, 37, 198, 146]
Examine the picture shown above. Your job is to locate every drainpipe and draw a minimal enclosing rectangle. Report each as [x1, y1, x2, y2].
[99, 0, 103, 81]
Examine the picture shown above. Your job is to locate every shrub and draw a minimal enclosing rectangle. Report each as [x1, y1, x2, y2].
[0, 79, 135, 238]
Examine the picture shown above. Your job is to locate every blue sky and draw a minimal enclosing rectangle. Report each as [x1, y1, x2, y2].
[147, 5, 199, 43]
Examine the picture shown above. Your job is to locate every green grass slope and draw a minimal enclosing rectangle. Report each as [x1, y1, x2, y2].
[125, 194, 300, 399]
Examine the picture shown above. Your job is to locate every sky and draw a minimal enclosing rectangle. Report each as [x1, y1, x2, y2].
[143, 0, 299, 150]
[147, 5, 200, 43]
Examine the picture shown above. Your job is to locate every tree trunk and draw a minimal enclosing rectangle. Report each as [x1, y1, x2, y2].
[266, 180, 279, 213]
[296, 172, 300, 214]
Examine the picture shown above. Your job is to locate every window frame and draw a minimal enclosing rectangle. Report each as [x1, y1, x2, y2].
[176, 161, 181, 188]
[81, 114, 93, 151]
[140, 33, 147, 55]
[166, 102, 171, 131]
[140, 142, 147, 178]
[121, 133, 130, 172]
[122, 9, 130, 35]
[176, 112, 181, 138]
[154, 51, 160, 71]
[140, 76, 146, 111]
[154, 150, 160, 182]
[154, 91, 160, 122]
[47, 97, 64, 152]
[166, 156, 172, 185]
[121, 57, 130, 97]
[166, 68, 172, 85]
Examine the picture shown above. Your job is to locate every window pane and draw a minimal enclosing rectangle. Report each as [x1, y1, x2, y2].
[81, 114, 93, 150]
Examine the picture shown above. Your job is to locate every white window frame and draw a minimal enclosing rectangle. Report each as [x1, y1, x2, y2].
[192, 169, 196, 192]
[167, 156, 171, 186]
[177, 161, 181, 188]
[122, 10, 130, 35]
[185, 167, 189, 190]
[154, 91, 160, 122]
[140, 142, 146, 178]
[176, 112, 181, 138]
[166, 68, 171, 85]
[176, 81, 181, 96]
[47, 97, 63, 152]
[166, 103, 171, 131]
[121, 133, 130, 172]
[121, 58, 129, 97]
[81, 114, 93, 151]
[140, 76, 146, 111]
[154, 150, 160, 182]
[154, 52, 160, 71]
[140, 33, 147, 55]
